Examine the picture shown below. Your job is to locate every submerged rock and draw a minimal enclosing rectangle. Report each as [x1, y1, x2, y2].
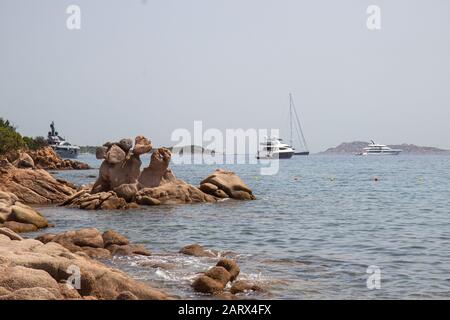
[230, 281, 263, 294]
[192, 259, 241, 294]
[179, 244, 216, 258]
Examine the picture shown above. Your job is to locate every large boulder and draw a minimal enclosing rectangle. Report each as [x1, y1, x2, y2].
[200, 169, 255, 200]
[192, 259, 241, 294]
[9, 205, 48, 229]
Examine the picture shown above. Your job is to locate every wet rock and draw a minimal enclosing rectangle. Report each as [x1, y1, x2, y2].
[216, 259, 240, 281]
[230, 281, 263, 294]
[191, 258, 242, 295]
[102, 230, 130, 247]
[205, 266, 232, 286]
[106, 244, 151, 256]
[179, 244, 216, 258]
[192, 275, 225, 294]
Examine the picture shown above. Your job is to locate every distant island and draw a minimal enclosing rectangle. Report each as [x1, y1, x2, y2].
[320, 141, 450, 155]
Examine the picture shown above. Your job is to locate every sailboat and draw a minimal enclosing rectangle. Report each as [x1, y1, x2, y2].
[289, 93, 310, 156]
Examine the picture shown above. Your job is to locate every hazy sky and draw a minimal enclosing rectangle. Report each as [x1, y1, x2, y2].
[1, 0, 449, 152]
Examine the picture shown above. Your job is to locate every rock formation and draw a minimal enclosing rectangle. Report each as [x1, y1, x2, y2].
[10, 147, 90, 170]
[0, 191, 51, 233]
[31, 147, 90, 170]
[64, 136, 255, 210]
[35, 228, 151, 259]
[192, 258, 241, 294]
[0, 159, 76, 205]
[0, 228, 170, 300]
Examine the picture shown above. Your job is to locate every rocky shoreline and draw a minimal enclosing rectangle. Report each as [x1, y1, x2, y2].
[0, 135, 259, 300]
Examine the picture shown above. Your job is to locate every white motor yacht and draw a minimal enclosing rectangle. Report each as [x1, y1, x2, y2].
[256, 137, 295, 159]
[359, 140, 402, 155]
[47, 121, 80, 159]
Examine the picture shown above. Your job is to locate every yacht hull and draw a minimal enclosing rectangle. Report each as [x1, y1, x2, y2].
[257, 151, 294, 160]
[54, 147, 79, 159]
[294, 151, 310, 156]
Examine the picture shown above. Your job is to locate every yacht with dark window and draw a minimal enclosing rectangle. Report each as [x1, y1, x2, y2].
[359, 140, 402, 155]
[256, 137, 295, 159]
[47, 121, 80, 159]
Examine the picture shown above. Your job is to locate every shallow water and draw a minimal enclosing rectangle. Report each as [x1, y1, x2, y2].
[33, 154, 450, 299]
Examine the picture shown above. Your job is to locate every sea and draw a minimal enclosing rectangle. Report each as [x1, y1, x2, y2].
[30, 154, 450, 299]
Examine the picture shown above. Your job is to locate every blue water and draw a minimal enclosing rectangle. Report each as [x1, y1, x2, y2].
[34, 154, 450, 299]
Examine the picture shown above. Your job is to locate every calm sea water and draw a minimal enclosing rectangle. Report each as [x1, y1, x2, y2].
[32, 154, 450, 299]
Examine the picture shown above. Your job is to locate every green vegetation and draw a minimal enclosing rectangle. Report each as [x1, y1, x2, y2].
[0, 117, 48, 155]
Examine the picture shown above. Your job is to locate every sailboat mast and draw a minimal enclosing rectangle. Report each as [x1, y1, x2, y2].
[293, 101, 309, 152]
[289, 93, 293, 147]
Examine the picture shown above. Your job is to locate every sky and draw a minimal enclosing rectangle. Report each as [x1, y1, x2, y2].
[0, 0, 449, 153]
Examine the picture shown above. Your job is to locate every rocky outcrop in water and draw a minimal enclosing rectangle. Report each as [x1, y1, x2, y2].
[0, 228, 170, 300]
[0, 159, 76, 205]
[64, 136, 255, 210]
[0, 191, 51, 233]
[35, 228, 151, 259]
[28, 147, 90, 170]
[192, 258, 240, 294]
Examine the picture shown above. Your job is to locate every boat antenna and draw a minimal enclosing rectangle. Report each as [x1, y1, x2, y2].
[290, 94, 309, 152]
